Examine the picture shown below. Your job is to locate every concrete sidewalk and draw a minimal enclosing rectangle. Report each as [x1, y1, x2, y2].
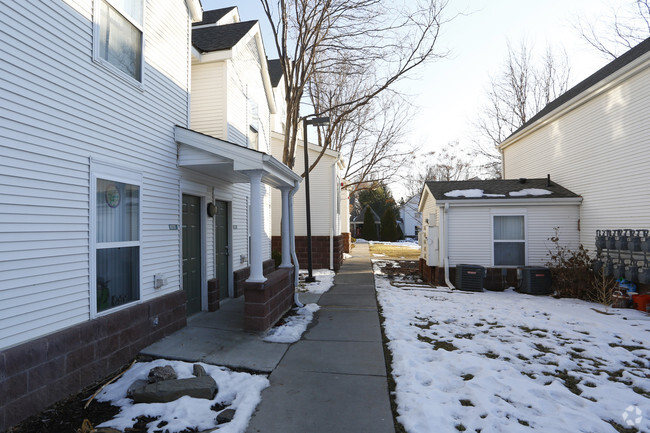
[246, 243, 395, 433]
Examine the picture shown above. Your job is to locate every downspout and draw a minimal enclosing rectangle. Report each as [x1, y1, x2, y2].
[330, 160, 337, 270]
[289, 179, 304, 307]
[442, 203, 455, 290]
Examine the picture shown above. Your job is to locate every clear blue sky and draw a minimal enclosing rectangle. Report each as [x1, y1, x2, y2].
[201, 0, 627, 197]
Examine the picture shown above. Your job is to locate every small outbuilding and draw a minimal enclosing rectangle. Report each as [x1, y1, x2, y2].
[418, 178, 582, 290]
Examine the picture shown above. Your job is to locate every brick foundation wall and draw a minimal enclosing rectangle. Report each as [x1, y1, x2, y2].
[207, 279, 220, 311]
[0, 291, 186, 432]
[342, 232, 351, 253]
[233, 259, 276, 298]
[271, 235, 344, 271]
[243, 268, 295, 331]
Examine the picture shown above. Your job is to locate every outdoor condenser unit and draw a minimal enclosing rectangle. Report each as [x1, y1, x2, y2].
[518, 267, 552, 295]
[455, 264, 485, 292]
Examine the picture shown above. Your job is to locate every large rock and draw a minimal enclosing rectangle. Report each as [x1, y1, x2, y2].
[131, 376, 217, 403]
[148, 365, 177, 383]
[216, 409, 236, 424]
[193, 364, 207, 377]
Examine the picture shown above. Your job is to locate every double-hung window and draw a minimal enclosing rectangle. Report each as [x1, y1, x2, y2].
[493, 215, 526, 266]
[92, 165, 141, 314]
[95, 0, 144, 82]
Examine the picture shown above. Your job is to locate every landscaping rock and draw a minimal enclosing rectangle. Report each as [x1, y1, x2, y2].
[216, 409, 236, 424]
[193, 364, 207, 377]
[147, 365, 177, 383]
[131, 376, 217, 403]
[127, 379, 148, 398]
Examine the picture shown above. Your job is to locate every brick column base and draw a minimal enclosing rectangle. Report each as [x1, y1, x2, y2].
[207, 278, 220, 311]
[243, 267, 295, 332]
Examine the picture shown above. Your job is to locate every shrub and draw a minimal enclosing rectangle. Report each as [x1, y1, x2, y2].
[546, 227, 594, 300]
[361, 206, 377, 240]
[380, 207, 398, 241]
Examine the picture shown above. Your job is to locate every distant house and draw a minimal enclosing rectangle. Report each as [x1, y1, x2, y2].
[351, 205, 382, 240]
[0, 2, 300, 429]
[499, 37, 650, 251]
[398, 195, 421, 238]
[418, 179, 581, 289]
[267, 59, 351, 269]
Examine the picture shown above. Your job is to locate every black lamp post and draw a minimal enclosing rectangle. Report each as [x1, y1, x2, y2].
[302, 115, 330, 283]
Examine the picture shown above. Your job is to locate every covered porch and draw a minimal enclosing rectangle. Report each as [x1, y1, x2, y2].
[175, 126, 302, 331]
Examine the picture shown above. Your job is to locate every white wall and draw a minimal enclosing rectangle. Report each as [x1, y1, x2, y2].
[446, 204, 580, 267]
[400, 195, 420, 237]
[270, 133, 339, 237]
[0, 0, 192, 349]
[502, 58, 650, 248]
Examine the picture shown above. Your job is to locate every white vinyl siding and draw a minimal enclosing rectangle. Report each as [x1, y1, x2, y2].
[445, 204, 579, 267]
[502, 61, 650, 249]
[0, 0, 192, 350]
[191, 61, 228, 138]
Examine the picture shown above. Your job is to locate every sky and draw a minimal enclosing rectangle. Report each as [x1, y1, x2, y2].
[200, 0, 630, 198]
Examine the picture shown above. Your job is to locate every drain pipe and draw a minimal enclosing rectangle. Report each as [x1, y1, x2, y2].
[442, 203, 455, 290]
[289, 179, 304, 307]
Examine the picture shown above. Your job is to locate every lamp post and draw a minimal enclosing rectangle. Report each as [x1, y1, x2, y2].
[302, 115, 330, 283]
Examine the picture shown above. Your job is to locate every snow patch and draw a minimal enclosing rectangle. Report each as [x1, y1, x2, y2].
[264, 303, 320, 343]
[444, 189, 506, 198]
[509, 188, 552, 196]
[96, 360, 269, 433]
[300, 269, 335, 294]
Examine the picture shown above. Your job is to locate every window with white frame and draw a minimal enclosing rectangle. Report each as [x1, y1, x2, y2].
[94, 173, 141, 313]
[493, 215, 525, 266]
[96, 0, 144, 82]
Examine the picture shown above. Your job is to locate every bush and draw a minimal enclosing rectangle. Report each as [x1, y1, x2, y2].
[361, 206, 377, 240]
[380, 207, 398, 241]
[546, 228, 594, 300]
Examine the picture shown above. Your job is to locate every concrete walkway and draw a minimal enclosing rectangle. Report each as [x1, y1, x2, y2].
[246, 243, 395, 433]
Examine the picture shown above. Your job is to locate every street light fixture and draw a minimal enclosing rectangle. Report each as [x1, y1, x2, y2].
[303, 115, 330, 283]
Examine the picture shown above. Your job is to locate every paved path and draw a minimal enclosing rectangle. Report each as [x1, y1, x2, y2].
[246, 243, 395, 433]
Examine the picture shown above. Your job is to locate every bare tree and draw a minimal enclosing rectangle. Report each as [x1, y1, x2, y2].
[403, 140, 476, 197]
[575, 0, 650, 59]
[473, 40, 570, 176]
[259, 0, 450, 177]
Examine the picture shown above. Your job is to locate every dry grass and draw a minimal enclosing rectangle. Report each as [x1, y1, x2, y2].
[368, 243, 421, 260]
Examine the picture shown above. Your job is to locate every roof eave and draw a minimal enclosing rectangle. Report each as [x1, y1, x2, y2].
[499, 49, 650, 151]
[186, 0, 203, 22]
[436, 197, 583, 206]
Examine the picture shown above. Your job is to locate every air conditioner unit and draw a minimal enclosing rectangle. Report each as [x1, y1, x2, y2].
[518, 267, 552, 295]
[455, 264, 485, 292]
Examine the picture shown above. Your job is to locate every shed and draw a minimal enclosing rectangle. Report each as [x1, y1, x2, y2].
[418, 178, 582, 289]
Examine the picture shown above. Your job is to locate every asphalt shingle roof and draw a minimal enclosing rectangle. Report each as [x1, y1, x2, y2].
[192, 20, 257, 52]
[267, 59, 283, 87]
[424, 178, 580, 201]
[193, 7, 236, 26]
[507, 36, 650, 139]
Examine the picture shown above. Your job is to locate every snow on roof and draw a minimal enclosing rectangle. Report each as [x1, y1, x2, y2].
[509, 188, 552, 197]
[444, 189, 506, 198]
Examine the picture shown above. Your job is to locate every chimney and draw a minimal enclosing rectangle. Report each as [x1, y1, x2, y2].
[547, 174, 552, 187]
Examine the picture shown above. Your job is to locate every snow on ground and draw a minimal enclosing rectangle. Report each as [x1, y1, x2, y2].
[373, 259, 650, 433]
[369, 240, 420, 249]
[96, 359, 269, 433]
[263, 303, 320, 343]
[299, 268, 336, 294]
[344, 252, 353, 259]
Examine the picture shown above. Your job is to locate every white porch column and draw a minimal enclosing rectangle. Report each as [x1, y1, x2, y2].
[280, 186, 292, 268]
[247, 170, 266, 282]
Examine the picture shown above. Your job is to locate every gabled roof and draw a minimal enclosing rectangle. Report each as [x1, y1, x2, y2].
[192, 20, 257, 53]
[267, 59, 283, 87]
[424, 178, 580, 202]
[351, 206, 381, 223]
[193, 7, 236, 26]
[506, 36, 650, 140]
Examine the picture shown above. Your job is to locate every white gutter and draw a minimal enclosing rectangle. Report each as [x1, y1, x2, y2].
[330, 160, 337, 270]
[442, 203, 455, 290]
[289, 179, 304, 307]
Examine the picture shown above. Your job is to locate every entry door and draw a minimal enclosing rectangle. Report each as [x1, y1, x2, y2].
[182, 194, 202, 315]
[214, 200, 229, 299]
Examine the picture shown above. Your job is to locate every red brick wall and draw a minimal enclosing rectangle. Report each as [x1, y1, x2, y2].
[233, 259, 276, 298]
[342, 232, 351, 253]
[272, 235, 344, 271]
[0, 291, 187, 431]
[243, 268, 295, 331]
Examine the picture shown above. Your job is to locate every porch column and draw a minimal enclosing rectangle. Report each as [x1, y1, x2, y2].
[247, 170, 266, 282]
[280, 186, 292, 268]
